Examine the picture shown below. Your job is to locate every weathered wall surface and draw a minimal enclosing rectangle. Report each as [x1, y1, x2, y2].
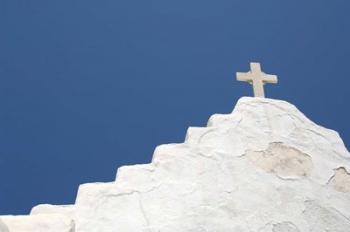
[1, 97, 349, 232]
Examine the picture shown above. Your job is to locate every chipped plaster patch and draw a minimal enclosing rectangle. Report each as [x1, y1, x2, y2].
[329, 167, 350, 193]
[247, 143, 313, 179]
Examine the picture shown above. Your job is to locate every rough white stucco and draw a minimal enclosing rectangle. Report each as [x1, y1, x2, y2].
[1, 97, 349, 232]
[0, 215, 74, 232]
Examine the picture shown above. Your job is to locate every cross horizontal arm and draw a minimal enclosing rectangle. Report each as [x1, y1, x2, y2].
[263, 74, 278, 84]
[236, 72, 252, 82]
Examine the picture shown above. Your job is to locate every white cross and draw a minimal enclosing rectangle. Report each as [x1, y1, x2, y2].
[236, 62, 278, 98]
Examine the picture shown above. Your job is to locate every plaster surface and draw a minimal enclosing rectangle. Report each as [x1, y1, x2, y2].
[1, 97, 349, 231]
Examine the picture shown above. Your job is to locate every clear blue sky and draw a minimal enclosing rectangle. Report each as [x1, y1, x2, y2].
[0, 1, 349, 214]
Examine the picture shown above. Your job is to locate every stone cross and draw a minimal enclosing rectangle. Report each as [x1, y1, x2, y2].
[236, 62, 278, 98]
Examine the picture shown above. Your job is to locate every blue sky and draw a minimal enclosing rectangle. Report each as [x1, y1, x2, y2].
[0, 0, 349, 214]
